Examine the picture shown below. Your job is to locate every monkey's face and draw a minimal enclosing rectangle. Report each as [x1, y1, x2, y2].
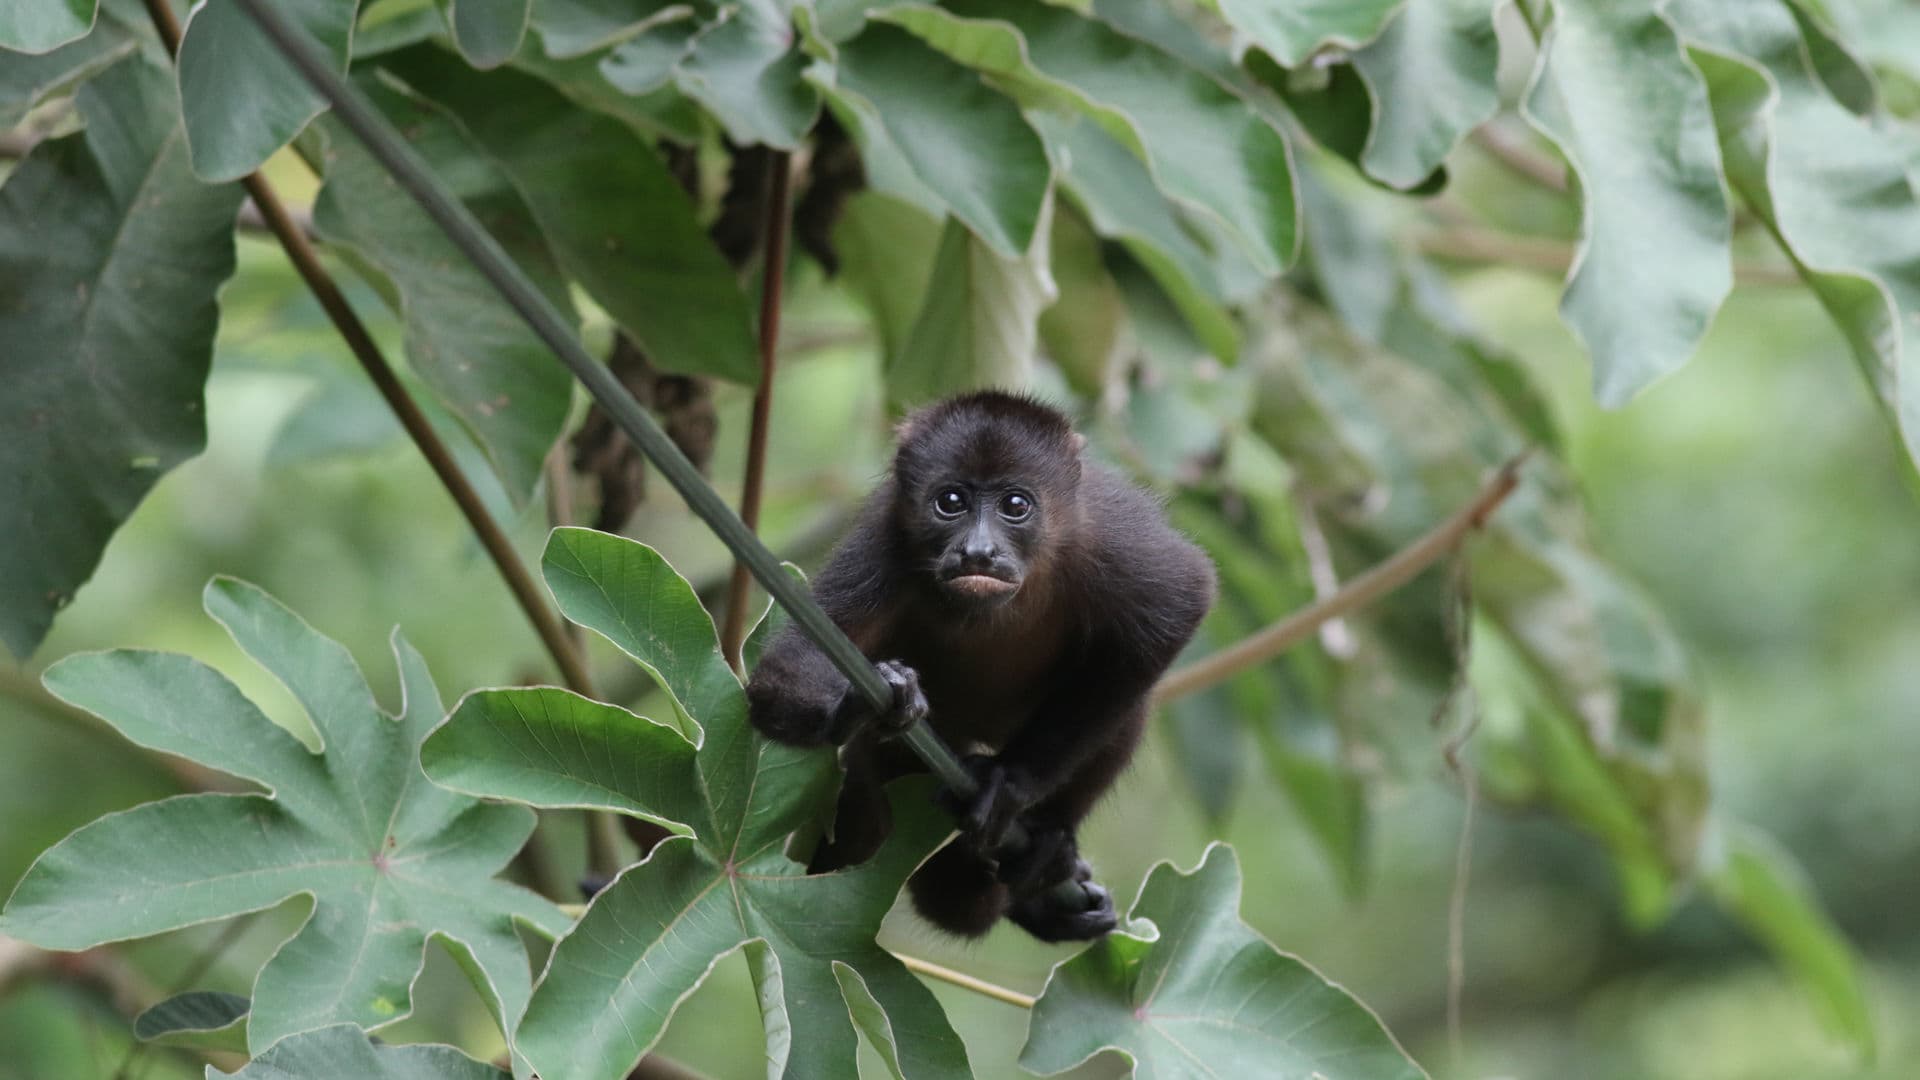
[891, 392, 1084, 609]
[909, 478, 1045, 606]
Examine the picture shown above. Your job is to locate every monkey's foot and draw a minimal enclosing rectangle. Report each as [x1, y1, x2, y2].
[994, 824, 1080, 895]
[1008, 879, 1116, 943]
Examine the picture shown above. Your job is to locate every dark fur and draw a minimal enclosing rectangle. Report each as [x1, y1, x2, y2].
[746, 391, 1215, 940]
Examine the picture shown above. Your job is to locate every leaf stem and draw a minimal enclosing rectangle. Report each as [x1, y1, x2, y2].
[720, 151, 796, 672]
[893, 952, 1037, 1010]
[1415, 226, 1802, 287]
[1151, 455, 1528, 705]
[133, 0, 596, 700]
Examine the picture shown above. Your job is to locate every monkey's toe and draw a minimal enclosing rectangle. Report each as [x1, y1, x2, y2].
[1008, 881, 1116, 943]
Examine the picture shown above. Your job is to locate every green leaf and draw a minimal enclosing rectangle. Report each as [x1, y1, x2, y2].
[1216, 0, 1402, 68]
[310, 76, 574, 504]
[1031, 112, 1240, 362]
[1350, 0, 1502, 190]
[177, 0, 357, 182]
[0, 4, 137, 127]
[530, 0, 684, 58]
[1039, 205, 1131, 397]
[884, 0, 1297, 273]
[673, 2, 819, 149]
[207, 1024, 507, 1079]
[890, 204, 1058, 409]
[380, 47, 760, 385]
[1020, 844, 1425, 1079]
[0, 579, 567, 1059]
[833, 191, 944, 365]
[1520, 1, 1733, 405]
[0, 57, 243, 661]
[424, 531, 969, 1080]
[828, 21, 1050, 258]
[438, 0, 531, 68]
[595, 16, 701, 94]
[134, 992, 250, 1055]
[0, 0, 94, 52]
[1672, 0, 1920, 468]
[539, 526, 743, 734]
[1705, 823, 1875, 1057]
[1246, 297, 1704, 918]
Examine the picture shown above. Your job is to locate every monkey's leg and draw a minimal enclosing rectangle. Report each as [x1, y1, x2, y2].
[907, 843, 1010, 937]
[1000, 710, 1145, 941]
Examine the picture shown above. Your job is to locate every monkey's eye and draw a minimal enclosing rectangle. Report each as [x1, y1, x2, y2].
[999, 492, 1033, 522]
[933, 488, 969, 518]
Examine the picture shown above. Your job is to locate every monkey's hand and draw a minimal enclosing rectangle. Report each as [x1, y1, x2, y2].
[939, 754, 1041, 857]
[826, 660, 929, 744]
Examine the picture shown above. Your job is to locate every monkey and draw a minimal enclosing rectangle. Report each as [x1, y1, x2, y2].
[746, 391, 1215, 941]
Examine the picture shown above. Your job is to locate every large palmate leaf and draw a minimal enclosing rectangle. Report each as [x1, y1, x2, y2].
[310, 76, 574, 504]
[423, 528, 970, 1080]
[1670, 0, 1920, 469]
[1521, 0, 1732, 405]
[379, 46, 760, 385]
[1020, 844, 1425, 1079]
[882, 0, 1297, 274]
[0, 579, 567, 1058]
[208, 1024, 506, 1079]
[177, 0, 356, 181]
[0, 57, 243, 661]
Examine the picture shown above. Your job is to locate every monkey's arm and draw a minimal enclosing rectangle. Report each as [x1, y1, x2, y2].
[745, 494, 918, 746]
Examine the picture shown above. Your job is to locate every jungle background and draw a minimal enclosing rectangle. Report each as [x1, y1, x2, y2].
[4, 0, 1920, 1077]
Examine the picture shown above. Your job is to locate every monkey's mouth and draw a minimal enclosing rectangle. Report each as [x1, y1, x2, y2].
[945, 573, 1019, 598]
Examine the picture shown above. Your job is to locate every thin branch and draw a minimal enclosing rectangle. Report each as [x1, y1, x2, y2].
[1151, 456, 1528, 706]
[893, 952, 1037, 1010]
[586, 810, 628, 880]
[720, 150, 796, 671]
[1447, 769, 1478, 1068]
[1414, 225, 1804, 288]
[1469, 126, 1566, 192]
[134, 0, 596, 700]
[238, 196, 313, 238]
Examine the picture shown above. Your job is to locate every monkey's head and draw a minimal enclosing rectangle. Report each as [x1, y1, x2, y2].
[890, 391, 1084, 609]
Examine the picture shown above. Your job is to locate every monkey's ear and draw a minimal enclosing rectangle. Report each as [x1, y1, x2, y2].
[1070, 432, 1087, 455]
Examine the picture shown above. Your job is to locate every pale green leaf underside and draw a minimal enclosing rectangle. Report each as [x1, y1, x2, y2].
[2, 580, 562, 1059]
[1021, 844, 1426, 1079]
[1522, 1, 1732, 406]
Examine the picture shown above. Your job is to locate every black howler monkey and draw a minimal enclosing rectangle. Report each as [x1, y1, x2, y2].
[747, 391, 1215, 941]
